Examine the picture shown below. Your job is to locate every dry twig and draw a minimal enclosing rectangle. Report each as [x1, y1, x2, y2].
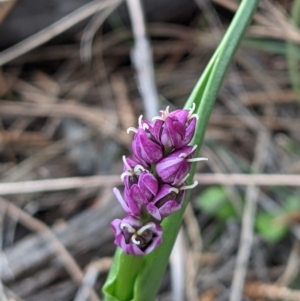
[0, 197, 100, 301]
[126, 0, 159, 119]
[244, 282, 300, 301]
[0, 0, 122, 66]
[2, 173, 300, 195]
[229, 131, 269, 301]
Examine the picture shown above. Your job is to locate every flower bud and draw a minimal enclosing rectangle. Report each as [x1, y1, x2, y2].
[146, 184, 184, 220]
[128, 116, 163, 166]
[111, 216, 163, 255]
[156, 145, 204, 185]
[152, 104, 198, 149]
[146, 174, 199, 220]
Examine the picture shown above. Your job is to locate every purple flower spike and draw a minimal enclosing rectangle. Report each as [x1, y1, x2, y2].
[111, 216, 163, 255]
[128, 116, 163, 166]
[111, 104, 207, 256]
[156, 145, 207, 185]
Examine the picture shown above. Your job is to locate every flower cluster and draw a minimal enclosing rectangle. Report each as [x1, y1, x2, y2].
[111, 104, 207, 255]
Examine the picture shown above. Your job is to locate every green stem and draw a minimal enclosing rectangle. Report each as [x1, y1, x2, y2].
[103, 248, 144, 301]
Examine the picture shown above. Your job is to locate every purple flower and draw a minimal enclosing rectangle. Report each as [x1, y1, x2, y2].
[156, 145, 207, 185]
[121, 156, 146, 191]
[120, 156, 159, 215]
[152, 104, 198, 149]
[146, 175, 199, 220]
[146, 184, 184, 220]
[128, 116, 163, 166]
[113, 173, 158, 217]
[123, 171, 158, 209]
[111, 216, 163, 255]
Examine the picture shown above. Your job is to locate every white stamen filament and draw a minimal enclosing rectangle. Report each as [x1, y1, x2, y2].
[120, 222, 135, 233]
[137, 223, 154, 235]
[127, 127, 137, 134]
[168, 187, 179, 194]
[134, 165, 145, 174]
[131, 234, 141, 245]
[189, 113, 199, 120]
[142, 123, 149, 130]
[188, 103, 196, 115]
[187, 103, 198, 121]
[164, 106, 170, 116]
[123, 156, 132, 171]
[152, 116, 164, 121]
[179, 180, 198, 191]
[121, 171, 132, 180]
[191, 145, 198, 152]
[186, 157, 208, 163]
[138, 115, 143, 128]
[152, 106, 170, 121]
[179, 152, 188, 158]
[177, 173, 190, 186]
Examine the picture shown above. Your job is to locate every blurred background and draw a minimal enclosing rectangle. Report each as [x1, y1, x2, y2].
[0, 0, 300, 300]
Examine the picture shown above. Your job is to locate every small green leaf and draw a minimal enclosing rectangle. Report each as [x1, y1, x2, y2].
[256, 213, 288, 243]
[197, 186, 227, 213]
[197, 186, 236, 221]
[215, 203, 237, 220]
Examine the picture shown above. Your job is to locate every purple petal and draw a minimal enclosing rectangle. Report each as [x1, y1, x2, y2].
[152, 184, 172, 203]
[144, 223, 163, 254]
[124, 188, 143, 216]
[161, 118, 185, 149]
[132, 130, 163, 164]
[146, 203, 162, 220]
[147, 119, 163, 143]
[122, 215, 143, 228]
[156, 155, 190, 185]
[159, 201, 181, 218]
[129, 184, 149, 205]
[111, 219, 122, 236]
[113, 188, 130, 214]
[169, 109, 189, 125]
[172, 162, 190, 185]
[139, 172, 159, 198]
[181, 118, 196, 146]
